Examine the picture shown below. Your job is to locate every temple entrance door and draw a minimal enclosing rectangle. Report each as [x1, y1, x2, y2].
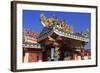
[51, 48, 55, 61]
[51, 47, 60, 61]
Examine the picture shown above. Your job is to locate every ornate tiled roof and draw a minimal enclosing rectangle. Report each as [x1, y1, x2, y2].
[23, 30, 41, 48]
[37, 24, 89, 42]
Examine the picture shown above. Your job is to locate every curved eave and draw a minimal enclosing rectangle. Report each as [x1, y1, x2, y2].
[23, 45, 42, 49]
[37, 26, 89, 43]
[54, 28, 89, 42]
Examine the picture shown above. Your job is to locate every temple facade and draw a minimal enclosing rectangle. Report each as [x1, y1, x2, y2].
[23, 15, 90, 62]
[37, 24, 89, 61]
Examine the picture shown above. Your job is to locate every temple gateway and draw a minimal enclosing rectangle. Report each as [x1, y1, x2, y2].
[23, 15, 90, 62]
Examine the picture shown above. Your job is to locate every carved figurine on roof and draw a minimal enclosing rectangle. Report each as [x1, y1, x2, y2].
[84, 28, 90, 38]
[40, 14, 57, 27]
[40, 14, 73, 33]
[56, 20, 73, 33]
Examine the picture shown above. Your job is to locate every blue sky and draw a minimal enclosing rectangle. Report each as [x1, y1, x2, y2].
[23, 10, 91, 49]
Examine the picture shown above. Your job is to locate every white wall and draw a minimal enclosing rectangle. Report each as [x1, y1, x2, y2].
[0, 0, 99, 73]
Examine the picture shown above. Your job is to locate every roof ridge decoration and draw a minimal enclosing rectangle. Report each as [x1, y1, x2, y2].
[38, 14, 89, 42]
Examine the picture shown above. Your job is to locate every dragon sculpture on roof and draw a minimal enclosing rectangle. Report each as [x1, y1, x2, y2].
[40, 14, 89, 38]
